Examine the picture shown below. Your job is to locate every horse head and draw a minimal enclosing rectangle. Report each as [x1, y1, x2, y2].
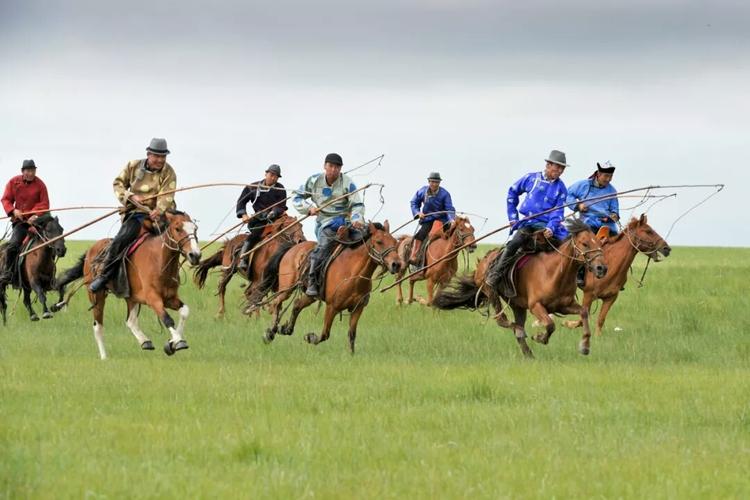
[566, 219, 608, 278]
[163, 211, 201, 265]
[626, 214, 671, 261]
[37, 214, 66, 258]
[276, 214, 306, 244]
[366, 220, 401, 275]
[451, 215, 477, 252]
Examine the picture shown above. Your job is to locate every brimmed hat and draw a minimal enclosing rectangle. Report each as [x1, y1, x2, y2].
[324, 153, 343, 166]
[597, 161, 616, 174]
[545, 150, 568, 168]
[146, 138, 170, 155]
[427, 172, 442, 181]
[266, 164, 282, 177]
[21, 159, 37, 170]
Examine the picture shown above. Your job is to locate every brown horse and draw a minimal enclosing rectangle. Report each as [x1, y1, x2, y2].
[561, 215, 671, 336]
[54, 211, 201, 359]
[192, 214, 305, 318]
[433, 220, 608, 358]
[0, 214, 66, 323]
[256, 221, 401, 353]
[395, 215, 478, 306]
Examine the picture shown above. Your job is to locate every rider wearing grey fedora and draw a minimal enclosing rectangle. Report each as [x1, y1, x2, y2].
[89, 138, 177, 293]
[485, 149, 570, 297]
[235, 164, 288, 272]
[408, 171, 456, 265]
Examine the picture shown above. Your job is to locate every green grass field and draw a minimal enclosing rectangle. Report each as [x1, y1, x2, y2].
[1, 242, 749, 498]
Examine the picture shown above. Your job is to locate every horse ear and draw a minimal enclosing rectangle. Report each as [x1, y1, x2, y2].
[639, 213, 647, 224]
[383, 220, 390, 232]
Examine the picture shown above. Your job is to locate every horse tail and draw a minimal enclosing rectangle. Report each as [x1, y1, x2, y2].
[433, 275, 487, 310]
[193, 247, 224, 289]
[55, 253, 86, 291]
[255, 242, 294, 296]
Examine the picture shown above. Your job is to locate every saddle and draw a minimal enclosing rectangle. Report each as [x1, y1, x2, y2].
[487, 231, 558, 298]
[92, 225, 155, 298]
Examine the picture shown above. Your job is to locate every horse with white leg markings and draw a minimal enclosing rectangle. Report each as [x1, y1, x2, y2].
[54, 210, 201, 359]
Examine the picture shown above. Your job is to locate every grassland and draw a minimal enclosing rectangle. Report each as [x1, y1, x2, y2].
[1, 242, 749, 498]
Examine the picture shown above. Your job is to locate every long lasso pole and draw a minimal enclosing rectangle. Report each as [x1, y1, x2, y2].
[380, 184, 723, 293]
[237, 183, 375, 261]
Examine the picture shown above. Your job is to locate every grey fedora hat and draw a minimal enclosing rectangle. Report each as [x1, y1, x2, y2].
[266, 164, 282, 177]
[21, 159, 37, 170]
[146, 137, 170, 155]
[427, 172, 442, 181]
[545, 149, 568, 168]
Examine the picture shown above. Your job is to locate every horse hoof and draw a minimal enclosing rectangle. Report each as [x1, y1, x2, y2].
[42, 312, 53, 319]
[50, 302, 64, 313]
[304, 333, 316, 344]
[141, 340, 154, 350]
[280, 325, 293, 336]
[532, 334, 546, 344]
[173, 340, 189, 352]
[30, 314, 40, 322]
[578, 344, 590, 355]
[164, 341, 175, 356]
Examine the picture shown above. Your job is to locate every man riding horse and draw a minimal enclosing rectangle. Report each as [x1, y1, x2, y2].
[1, 159, 51, 285]
[486, 149, 570, 296]
[235, 164, 287, 273]
[293, 152, 365, 297]
[89, 138, 177, 293]
[567, 161, 620, 236]
[566, 161, 620, 285]
[408, 171, 455, 266]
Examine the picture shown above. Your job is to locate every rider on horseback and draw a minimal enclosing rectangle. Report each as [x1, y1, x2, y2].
[566, 161, 620, 236]
[0, 159, 51, 285]
[408, 172, 455, 266]
[293, 153, 365, 297]
[486, 149, 570, 296]
[566, 161, 620, 286]
[89, 138, 177, 293]
[235, 164, 287, 272]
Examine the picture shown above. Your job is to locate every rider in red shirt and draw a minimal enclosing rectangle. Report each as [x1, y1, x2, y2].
[1, 159, 50, 284]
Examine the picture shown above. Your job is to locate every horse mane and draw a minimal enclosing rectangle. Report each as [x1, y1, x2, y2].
[564, 219, 593, 236]
[341, 222, 385, 250]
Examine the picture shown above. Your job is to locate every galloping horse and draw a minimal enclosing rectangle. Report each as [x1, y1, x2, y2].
[54, 211, 201, 359]
[257, 221, 401, 353]
[434, 220, 608, 358]
[193, 214, 305, 318]
[562, 215, 671, 336]
[395, 215, 478, 306]
[0, 214, 66, 323]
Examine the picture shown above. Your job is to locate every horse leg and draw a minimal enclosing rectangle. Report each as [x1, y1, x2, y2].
[407, 280, 416, 305]
[558, 302, 592, 355]
[396, 281, 404, 305]
[90, 292, 107, 359]
[595, 295, 618, 337]
[31, 281, 53, 319]
[530, 303, 555, 345]
[216, 269, 233, 319]
[0, 286, 7, 326]
[280, 294, 315, 336]
[563, 290, 593, 330]
[263, 296, 284, 343]
[304, 303, 337, 346]
[510, 306, 534, 358]
[148, 297, 188, 356]
[170, 299, 190, 340]
[419, 278, 435, 306]
[125, 301, 153, 350]
[23, 287, 38, 322]
[346, 304, 365, 355]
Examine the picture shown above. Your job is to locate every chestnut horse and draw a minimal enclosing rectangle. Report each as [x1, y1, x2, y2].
[0, 214, 66, 323]
[192, 214, 305, 317]
[395, 215, 478, 306]
[54, 211, 201, 359]
[562, 215, 671, 336]
[433, 220, 608, 358]
[256, 221, 401, 353]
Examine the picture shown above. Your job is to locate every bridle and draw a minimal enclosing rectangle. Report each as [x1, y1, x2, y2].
[366, 231, 397, 267]
[162, 219, 198, 255]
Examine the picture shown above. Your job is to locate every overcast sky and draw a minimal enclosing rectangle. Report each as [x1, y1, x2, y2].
[1, 0, 747, 246]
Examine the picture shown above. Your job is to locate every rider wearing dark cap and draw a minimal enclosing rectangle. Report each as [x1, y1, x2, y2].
[408, 172, 456, 265]
[0, 159, 51, 284]
[566, 161, 620, 236]
[235, 164, 288, 272]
